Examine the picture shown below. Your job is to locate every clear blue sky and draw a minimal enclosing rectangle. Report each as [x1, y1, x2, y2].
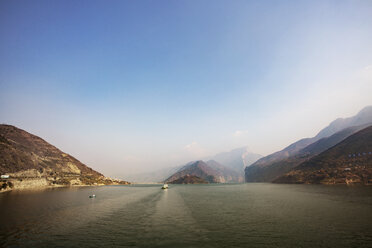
[1, 0, 372, 177]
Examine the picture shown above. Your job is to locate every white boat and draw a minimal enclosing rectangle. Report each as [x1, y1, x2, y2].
[161, 184, 168, 189]
[89, 194, 96, 198]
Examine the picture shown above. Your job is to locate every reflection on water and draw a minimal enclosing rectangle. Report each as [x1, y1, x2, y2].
[1, 184, 372, 247]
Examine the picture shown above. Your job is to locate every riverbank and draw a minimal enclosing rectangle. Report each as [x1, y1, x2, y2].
[0, 176, 130, 193]
[0, 181, 126, 194]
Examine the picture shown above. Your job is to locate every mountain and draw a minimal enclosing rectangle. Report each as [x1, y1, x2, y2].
[299, 124, 371, 156]
[127, 146, 262, 183]
[124, 166, 182, 183]
[245, 106, 372, 182]
[274, 125, 372, 184]
[0, 124, 129, 191]
[165, 159, 243, 184]
[245, 124, 371, 182]
[168, 175, 208, 184]
[205, 160, 242, 182]
[315, 106, 372, 139]
[205, 146, 262, 182]
[165, 160, 224, 183]
[210, 147, 262, 172]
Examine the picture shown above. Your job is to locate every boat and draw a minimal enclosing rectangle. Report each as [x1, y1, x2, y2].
[161, 184, 168, 189]
[89, 194, 96, 198]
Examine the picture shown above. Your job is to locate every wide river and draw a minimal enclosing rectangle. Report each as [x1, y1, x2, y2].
[1, 183, 372, 247]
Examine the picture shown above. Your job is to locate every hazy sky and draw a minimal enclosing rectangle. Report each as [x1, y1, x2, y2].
[1, 0, 372, 178]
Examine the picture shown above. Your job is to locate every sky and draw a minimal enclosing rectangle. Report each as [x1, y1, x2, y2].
[1, 0, 372, 178]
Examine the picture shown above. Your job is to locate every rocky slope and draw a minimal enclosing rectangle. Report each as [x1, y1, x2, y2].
[245, 106, 372, 182]
[274, 126, 372, 184]
[0, 124, 129, 192]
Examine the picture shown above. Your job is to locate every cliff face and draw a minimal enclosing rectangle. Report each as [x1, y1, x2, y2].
[0, 124, 129, 192]
[274, 126, 372, 185]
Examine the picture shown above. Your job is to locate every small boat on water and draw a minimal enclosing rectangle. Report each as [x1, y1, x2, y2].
[89, 194, 96, 198]
[161, 184, 168, 189]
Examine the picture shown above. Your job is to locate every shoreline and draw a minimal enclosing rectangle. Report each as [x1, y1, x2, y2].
[3, 181, 370, 194]
[0, 183, 118, 194]
[0, 178, 131, 194]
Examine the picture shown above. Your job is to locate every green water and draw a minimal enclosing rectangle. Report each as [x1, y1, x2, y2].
[1, 183, 372, 247]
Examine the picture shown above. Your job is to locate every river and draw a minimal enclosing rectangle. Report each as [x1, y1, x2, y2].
[1, 183, 372, 247]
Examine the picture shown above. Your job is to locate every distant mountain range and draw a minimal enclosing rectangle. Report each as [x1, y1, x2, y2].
[207, 147, 262, 180]
[127, 147, 262, 183]
[245, 106, 372, 184]
[165, 160, 242, 184]
[0, 124, 129, 192]
[274, 126, 372, 184]
[166, 160, 220, 183]
[6, 105, 369, 188]
[124, 166, 181, 183]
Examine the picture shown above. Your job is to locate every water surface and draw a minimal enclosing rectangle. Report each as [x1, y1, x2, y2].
[1, 184, 372, 247]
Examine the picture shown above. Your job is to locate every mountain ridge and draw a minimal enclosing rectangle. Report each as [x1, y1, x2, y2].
[0, 124, 129, 192]
[274, 125, 372, 184]
[245, 106, 372, 182]
[165, 160, 221, 183]
[126, 146, 262, 183]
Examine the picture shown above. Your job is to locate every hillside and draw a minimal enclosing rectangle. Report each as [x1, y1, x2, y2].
[168, 175, 208, 184]
[274, 126, 372, 184]
[245, 106, 372, 182]
[165, 160, 223, 183]
[245, 124, 371, 182]
[205, 160, 242, 182]
[208, 147, 262, 181]
[0, 124, 129, 191]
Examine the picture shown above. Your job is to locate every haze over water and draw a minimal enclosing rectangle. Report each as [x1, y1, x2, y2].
[1, 184, 372, 248]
